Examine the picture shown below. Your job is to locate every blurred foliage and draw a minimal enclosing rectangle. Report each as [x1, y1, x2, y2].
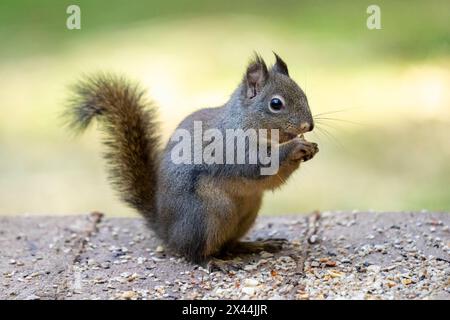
[0, 0, 449, 60]
[0, 0, 449, 216]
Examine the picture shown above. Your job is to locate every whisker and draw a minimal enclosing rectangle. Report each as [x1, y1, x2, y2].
[315, 120, 349, 133]
[311, 130, 324, 142]
[314, 117, 364, 126]
[314, 127, 335, 146]
[313, 106, 366, 118]
[314, 126, 331, 141]
[321, 127, 347, 151]
[315, 126, 347, 152]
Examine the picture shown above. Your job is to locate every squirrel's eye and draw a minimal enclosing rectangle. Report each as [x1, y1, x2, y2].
[269, 97, 284, 112]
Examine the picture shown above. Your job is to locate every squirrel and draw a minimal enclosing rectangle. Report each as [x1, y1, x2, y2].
[65, 53, 318, 266]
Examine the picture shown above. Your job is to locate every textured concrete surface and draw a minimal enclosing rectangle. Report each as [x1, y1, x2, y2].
[0, 211, 449, 300]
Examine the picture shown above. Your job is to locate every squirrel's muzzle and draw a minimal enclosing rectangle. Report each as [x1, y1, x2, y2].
[300, 121, 314, 133]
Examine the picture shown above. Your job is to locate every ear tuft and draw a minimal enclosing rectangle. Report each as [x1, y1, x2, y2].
[272, 52, 289, 76]
[244, 53, 268, 99]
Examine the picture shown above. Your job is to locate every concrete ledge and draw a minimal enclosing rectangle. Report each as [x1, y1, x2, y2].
[0, 211, 449, 300]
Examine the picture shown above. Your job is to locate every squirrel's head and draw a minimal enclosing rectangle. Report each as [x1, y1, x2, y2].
[238, 53, 314, 142]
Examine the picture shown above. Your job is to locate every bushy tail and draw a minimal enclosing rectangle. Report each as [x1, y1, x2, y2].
[65, 73, 160, 217]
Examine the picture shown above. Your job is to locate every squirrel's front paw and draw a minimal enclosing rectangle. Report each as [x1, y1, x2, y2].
[289, 138, 319, 162]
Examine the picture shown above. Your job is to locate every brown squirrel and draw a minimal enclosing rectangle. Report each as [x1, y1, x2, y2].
[65, 53, 318, 267]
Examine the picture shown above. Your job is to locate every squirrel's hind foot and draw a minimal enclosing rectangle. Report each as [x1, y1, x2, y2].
[204, 239, 287, 273]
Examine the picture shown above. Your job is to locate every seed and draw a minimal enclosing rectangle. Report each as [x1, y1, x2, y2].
[328, 270, 344, 278]
[298, 293, 309, 299]
[120, 291, 138, 300]
[243, 279, 259, 287]
[402, 279, 412, 285]
[242, 287, 256, 296]
[386, 281, 397, 288]
[325, 260, 337, 267]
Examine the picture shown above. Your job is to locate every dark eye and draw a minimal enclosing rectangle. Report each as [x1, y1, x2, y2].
[269, 96, 284, 112]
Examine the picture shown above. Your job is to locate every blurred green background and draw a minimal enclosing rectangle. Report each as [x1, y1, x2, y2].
[0, 0, 449, 216]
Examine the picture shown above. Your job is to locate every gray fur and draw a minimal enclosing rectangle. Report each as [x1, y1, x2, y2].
[65, 54, 317, 263]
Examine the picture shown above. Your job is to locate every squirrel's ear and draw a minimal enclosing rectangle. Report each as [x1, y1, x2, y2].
[272, 52, 289, 76]
[244, 54, 268, 99]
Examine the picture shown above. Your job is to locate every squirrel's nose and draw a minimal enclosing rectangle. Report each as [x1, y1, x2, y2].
[300, 122, 314, 133]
